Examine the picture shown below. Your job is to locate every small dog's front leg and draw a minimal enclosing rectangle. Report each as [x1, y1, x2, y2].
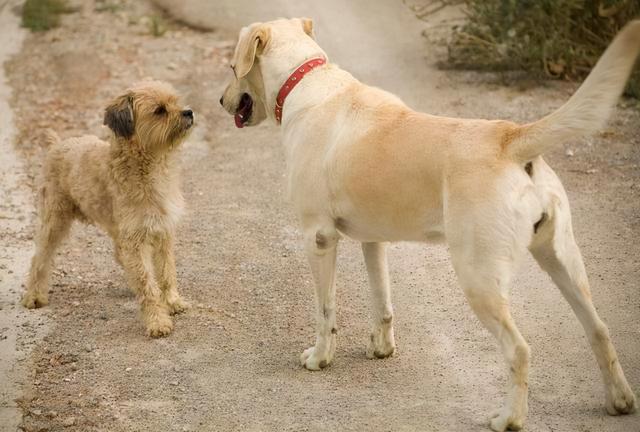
[152, 234, 190, 315]
[300, 226, 339, 370]
[119, 236, 173, 337]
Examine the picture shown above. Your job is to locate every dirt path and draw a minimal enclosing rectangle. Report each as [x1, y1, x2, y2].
[0, 1, 49, 430]
[2, 1, 639, 431]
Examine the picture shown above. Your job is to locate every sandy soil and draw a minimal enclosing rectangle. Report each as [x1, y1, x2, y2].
[1, 0, 639, 431]
[0, 2, 50, 430]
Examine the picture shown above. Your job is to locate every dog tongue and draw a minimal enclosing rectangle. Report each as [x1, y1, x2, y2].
[234, 93, 252, 129]
[234, 113, 244, 128]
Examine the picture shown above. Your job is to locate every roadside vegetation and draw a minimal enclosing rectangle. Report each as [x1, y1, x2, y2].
[413, 0, 640, 99]
[22, 0, 168, 37]
[21, 0, 73, 31]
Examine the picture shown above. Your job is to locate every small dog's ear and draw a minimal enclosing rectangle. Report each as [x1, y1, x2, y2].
[104, 93, 134, 138]
[231, 24, 270, 79]
[300, 18, 314, 39]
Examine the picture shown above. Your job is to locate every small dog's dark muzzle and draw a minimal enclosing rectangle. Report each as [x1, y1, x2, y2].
[182, 109, 194, 128]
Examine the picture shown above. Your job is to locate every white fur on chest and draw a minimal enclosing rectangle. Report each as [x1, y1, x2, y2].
[144, 191, 184, 233]
[119, 188, 184, 235]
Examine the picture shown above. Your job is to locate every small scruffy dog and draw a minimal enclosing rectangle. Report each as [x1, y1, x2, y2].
[22, 80, 194, 337]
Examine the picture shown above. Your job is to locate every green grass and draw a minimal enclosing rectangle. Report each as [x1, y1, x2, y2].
[443, 0, 640, 98]
[22, 0, 74, 32]
[95, 2, 122, 13]
[148, 15, 167, 37]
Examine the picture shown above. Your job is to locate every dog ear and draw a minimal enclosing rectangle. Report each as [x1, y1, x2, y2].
[232, 24, 270, 79]
[104, 93, 134, 139]
[300, 18, 314, 39]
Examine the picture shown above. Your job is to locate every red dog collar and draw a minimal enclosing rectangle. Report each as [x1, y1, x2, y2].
[275, 57, 326, 124]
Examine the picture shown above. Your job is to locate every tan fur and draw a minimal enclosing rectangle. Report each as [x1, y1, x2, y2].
[506, 20, 640, 162]
[22, 80, 194, 338]
[221, 18, 639, 431]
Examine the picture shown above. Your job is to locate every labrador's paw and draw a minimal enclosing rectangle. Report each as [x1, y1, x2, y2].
[366, 322, 395, 359]
[300, 335, 336, 370]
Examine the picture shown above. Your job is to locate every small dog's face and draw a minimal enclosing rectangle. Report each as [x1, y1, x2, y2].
[220, 18, 315, 128]
[104, 80, 194, 150]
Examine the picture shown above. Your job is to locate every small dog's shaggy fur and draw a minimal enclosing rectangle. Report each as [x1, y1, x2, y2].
[22, 80, 194, 337]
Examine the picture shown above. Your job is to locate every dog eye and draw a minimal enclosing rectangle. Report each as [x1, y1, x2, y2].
[154, 105, 167, 115]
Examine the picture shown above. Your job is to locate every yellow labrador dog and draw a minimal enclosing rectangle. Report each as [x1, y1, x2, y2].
[221, 18, 639, 431]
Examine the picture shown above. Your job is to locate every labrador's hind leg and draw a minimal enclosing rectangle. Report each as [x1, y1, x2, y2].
[529, 170, 636, 415]
[450, 246, 530, 431]
[445, 169, 539, 431]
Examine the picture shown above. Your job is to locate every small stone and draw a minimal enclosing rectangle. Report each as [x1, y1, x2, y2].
[63, 416, 75, 427]
[565, 148, 574, 157]
[125, 367, 132, 372]
[169, 380, 179, 386]
[30, 408, 42, 416]
[84, 345, 93, 352]
[72, 301, 80, 307]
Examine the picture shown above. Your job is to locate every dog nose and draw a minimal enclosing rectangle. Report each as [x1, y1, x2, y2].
[219, 96, 224, 106]
[182, 109, 193, 119]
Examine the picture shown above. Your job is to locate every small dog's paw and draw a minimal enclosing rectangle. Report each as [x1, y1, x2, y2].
[605, 385, 637, 415]
[166, 297, 190, 315]
[489, 407, 524, 432]
[300, 345, 334, 371]
[146, 316, 174, 338]
[21, 293, 48, 309]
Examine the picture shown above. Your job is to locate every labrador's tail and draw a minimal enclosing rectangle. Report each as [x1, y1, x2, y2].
[506, 20, 640, 163]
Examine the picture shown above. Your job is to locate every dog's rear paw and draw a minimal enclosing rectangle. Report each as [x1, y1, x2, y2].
[606, 386, 637, 415]
[489, 407, 524, 432]
[21, 293, 48, 309]
[300, 342, 335, 371]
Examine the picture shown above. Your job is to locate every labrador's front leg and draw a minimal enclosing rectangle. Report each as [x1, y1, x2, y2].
[362, 242, 396, 359]
[300, 226, 339, 370]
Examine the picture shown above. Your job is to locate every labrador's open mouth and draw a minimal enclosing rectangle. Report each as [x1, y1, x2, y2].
[234, 93, 253, 128]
